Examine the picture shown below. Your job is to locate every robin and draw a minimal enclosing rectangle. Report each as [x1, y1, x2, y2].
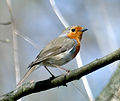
[17, 26, 88, 86]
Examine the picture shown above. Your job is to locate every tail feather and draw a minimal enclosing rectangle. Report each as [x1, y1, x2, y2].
[16, 65, 37, 87]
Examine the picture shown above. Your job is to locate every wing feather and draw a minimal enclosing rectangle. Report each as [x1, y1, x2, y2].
[28, 37, 75, 68]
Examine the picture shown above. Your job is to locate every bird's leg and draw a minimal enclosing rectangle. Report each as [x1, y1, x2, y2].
[52, 64, 70, 73]
[44, 66, 55, 78]
[58, 66, 70, 73]
[51, 64, 68, 87]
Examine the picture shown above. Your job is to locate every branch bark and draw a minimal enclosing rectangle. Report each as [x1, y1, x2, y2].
[96, 65, 120, 101]
[0, 48, 120, 101]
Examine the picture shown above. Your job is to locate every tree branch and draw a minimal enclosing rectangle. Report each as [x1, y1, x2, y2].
[0, 48, 120, 101]
[96, 65, 120, 101]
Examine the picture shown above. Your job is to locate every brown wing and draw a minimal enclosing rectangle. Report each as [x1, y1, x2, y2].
[28, 37, 75, 68]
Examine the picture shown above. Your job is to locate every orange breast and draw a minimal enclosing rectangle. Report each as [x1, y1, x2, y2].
[67, 31, 81, 58]
[72, 42, 80, 58]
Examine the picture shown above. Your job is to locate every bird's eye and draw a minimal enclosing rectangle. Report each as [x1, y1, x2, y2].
[71, 29, 75, 32]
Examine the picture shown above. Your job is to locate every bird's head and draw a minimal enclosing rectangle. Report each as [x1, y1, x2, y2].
[67, 26, 88, 41]
[60, 26, 88, 42]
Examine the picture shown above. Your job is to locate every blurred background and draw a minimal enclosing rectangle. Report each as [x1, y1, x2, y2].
[0, 0, 120, 101]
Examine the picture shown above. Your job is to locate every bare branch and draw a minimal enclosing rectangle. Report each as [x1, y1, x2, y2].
[0, 48, 120, 101]
[6, 0, 21, 85]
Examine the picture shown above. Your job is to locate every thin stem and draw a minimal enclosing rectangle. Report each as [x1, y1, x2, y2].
[14, 31, 41, 50]
[6, 0, 21, 101]
[49, 0, 69, 28]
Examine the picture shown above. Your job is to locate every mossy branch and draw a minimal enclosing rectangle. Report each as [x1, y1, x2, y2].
[0, 48, 120, 101]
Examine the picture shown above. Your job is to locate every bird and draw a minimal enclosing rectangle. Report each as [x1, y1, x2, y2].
[17, 26, 88, 86]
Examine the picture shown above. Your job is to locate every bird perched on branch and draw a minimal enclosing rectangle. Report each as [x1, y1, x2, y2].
[17, 26, 88, 86]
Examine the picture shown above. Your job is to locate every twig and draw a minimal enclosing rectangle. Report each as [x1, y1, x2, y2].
[49, 0, 69, 28]
[0, 48, 120, 101]
[14, 31, 41, 50]
[6, 0, 20, 85]
[6, 1, 21, 101]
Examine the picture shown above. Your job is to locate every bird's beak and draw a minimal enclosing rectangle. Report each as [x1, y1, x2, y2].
[81, 29, 88, 32]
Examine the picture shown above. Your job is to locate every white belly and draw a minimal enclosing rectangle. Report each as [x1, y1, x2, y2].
[43, 45, 77, 67]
